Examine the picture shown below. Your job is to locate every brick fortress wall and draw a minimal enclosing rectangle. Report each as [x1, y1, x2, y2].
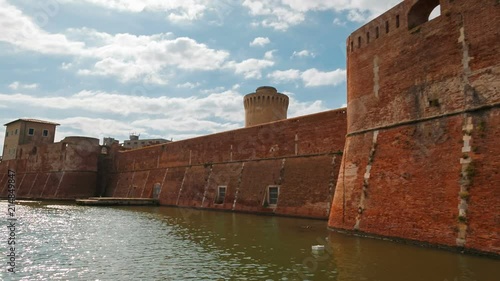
[328, 0, 500, 255]
[101, 109, 347, 219]
[0, 137, 101, 199]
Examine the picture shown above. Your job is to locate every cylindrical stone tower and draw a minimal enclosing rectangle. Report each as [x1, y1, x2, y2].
[243, 86, 289, 127]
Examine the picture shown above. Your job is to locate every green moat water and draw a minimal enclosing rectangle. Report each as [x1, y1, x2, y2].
[1, 201, 498, 280]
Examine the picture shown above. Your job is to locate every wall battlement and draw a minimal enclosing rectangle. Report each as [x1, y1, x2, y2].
[346, 0, 499, 134]
[347, 0, 451, 53]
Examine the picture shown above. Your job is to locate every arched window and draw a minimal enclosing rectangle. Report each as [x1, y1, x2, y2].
[429, 5, 441, 20]
[408, 0, 441, 30]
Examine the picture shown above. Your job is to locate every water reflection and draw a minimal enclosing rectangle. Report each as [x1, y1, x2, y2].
[0, 201, 498, 280]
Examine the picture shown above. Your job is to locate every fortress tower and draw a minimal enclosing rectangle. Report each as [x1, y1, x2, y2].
[329, 0, 500, 255]
[244, 86, 289, 127]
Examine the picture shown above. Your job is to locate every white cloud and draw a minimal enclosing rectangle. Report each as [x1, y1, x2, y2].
[333, 18, 346, 26]
[268, 68, 346, 87]
[176, 82, 201, 89]
[201, 86, 226, 95]
[301, 68, 346, 87]
[243, 0, 305, 31]
[242, 0, 401, 30]
[0, 90, 245, 122]
[60, 0, 213, 23]
[0, 88, 330, 144]
[268, 69, 301, 83]
[225, 58, 274, 79]
[2, 3, 281, 84]
[8, 81, 38, 90]
[291, 50, 314, 58]
[61, 62, 73, 70]
[287, 94, 327, 117]
[131, 118, 239, 134]
[264, 50, 276, 60]
[249, 37, 270, 47]
[75, 32, 230, 84]
[0, 1, 86, 56]
[57, 117, 138, 141]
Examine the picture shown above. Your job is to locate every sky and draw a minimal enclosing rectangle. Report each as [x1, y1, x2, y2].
[0, 0, 403, 151]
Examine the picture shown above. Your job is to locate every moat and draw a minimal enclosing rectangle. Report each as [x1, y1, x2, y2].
[1, 201, 498, 280]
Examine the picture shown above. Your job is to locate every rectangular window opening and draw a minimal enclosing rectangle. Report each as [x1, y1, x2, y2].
[5, 131, 8, 137]
[396, 15, 400, 28]
[350, 41, 353, 52]
[366, 32, 370, 43]
[386, 21, 390, 33]
[28, 128, 35, 136]
[358, 36, 361, 48]
[264, 186, 279, 207]
[376, 26, 380, 38]
[215, 186, 226, 204]
[428, 99, 440, 107]
[42, 129, 49, 137]
[15, 129, 18, 135]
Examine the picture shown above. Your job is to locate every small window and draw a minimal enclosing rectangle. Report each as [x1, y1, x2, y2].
[28, 128, 35, 136]
[215, 186, 226, 204]
[358, 36, 361, 48]
[366, 32, 370, 43]
[350, 41, 353, 52]
[386, 21, 390, 33]
[42, 129, 49, 137]
[396, 15, 400, 28]
[5, 131, 8, 137]
[428, 99, 440, 107]
[376, 26, 380, 38]
[265, 186, 279, 206]
[14, 129, 18, 135]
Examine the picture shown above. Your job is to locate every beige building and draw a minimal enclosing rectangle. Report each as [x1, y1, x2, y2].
[243, 86, 289, 127]
[122, 134, 171, 150]
[2, 119, 59, 161]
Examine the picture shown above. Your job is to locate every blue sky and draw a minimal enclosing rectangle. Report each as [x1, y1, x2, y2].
[0, 0, 402, 150]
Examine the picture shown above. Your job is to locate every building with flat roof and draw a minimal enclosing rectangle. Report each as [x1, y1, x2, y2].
[122, 134, 171, 149]
[2, 118, 59, 160]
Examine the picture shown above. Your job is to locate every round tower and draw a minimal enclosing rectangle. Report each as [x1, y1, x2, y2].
[243, 86, 289, 127]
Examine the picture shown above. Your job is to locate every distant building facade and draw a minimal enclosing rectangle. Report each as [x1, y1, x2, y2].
[2, 118, 59, 161]
[103, 137, 119, 147]
[122, 134, 171, 149]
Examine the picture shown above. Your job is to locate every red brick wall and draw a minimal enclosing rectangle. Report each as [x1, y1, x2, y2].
[465, 109, 500, 253]
[0, 137, 100, 199]
[329, 0, 500, 255]
[103, 109, 347, 219]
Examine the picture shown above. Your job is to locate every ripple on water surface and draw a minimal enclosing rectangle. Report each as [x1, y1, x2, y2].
[0, 201, 498, 281]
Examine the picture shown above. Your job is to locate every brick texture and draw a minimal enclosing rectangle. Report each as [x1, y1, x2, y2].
[102, 108, 347, 219]
[329, 0, 500, 255]
[0, 137, 100, 199]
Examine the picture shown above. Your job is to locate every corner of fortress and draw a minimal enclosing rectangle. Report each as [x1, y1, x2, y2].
[328, 0, 500, 255]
